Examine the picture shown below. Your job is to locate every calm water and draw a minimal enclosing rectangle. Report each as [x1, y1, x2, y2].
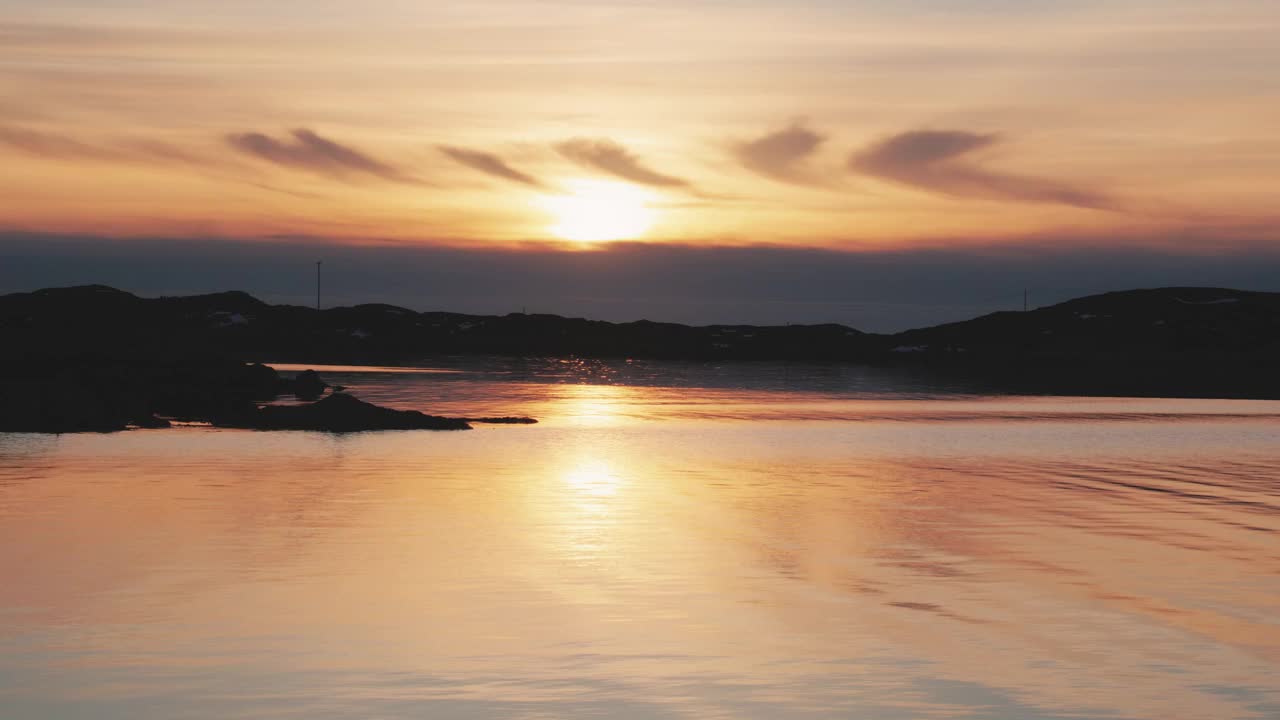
[2, 359, 1278, 719]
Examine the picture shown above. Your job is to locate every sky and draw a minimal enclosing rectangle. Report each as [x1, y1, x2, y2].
[1, 0, 1278, 328]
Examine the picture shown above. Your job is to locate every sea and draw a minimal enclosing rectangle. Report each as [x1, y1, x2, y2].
[1, 358, 1278, 719]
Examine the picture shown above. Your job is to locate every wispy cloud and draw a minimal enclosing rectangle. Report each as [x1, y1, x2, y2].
[849, 130, 1112, 210]
[555, 138, 689, 189]
[0, 124, 334, 202]
[0, 124, 205, 165]
[227, 129, 420, 184]
[0, 125, 114, 160]
[734, 122, 827, 186]
[438, 145, 545, 188]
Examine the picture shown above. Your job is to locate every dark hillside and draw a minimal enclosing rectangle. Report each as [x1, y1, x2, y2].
[882, 288, 1280, 397]
[2, 285, 1278, 399]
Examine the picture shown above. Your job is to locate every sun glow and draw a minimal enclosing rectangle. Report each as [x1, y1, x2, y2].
[540, 180, 656, 243]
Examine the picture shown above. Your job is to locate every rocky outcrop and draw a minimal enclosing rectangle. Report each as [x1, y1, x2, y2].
[0, 357, 524, 433]
[0, 380, 169, 433]
[220, 393, 474, 432]
[289, 369, 328, 400]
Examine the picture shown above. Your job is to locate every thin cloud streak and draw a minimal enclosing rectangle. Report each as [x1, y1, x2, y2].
[850, 130, 1113, 210]
[555, 138, 690, 188]
[734, 122, 828, 186]
[227, 128, 421, 184]
[0, 125, 120, 161]
[0, 125, 207, 165]
[438, 146, 545, 188]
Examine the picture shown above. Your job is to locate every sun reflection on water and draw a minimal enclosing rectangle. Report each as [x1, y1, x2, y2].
[562, 460, 623, 498]
[551, 384, 638, 427]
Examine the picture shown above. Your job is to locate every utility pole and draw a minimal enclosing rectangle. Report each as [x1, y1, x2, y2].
[316, 260, 322, 311]
[1023, 288, 1028, 312]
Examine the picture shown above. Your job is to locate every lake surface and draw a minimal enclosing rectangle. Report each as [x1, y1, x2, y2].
[2, 359, 1278, 719]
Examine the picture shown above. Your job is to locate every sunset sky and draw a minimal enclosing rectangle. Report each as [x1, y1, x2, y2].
[2, 0, 1279, 327]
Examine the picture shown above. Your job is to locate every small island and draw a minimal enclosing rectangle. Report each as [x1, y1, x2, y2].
[0, 286, 539, 433]
[0, 356, 536, 434]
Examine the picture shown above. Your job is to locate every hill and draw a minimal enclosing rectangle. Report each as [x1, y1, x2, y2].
[1, 285, 1278, 399]
[886, 287, 1280, 397]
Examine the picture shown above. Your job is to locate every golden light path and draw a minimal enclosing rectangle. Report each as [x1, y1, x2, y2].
[538, 180, 657, 243]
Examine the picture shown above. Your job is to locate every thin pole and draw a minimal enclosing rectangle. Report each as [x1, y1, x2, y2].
[1023, 288, 1028, 312]
[316, 260, 322, 311]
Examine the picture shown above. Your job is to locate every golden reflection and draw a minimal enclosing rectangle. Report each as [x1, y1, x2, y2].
[550, 458, 628, 574]
[551, 383, 636, 427]
[552, 456, 631, 550]
[562, 459, 624, 498]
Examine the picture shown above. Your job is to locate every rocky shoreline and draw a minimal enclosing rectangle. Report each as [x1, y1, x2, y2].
[0, 361, 535, 434]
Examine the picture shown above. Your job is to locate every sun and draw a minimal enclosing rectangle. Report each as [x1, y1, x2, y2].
[539, 180, 656, 242]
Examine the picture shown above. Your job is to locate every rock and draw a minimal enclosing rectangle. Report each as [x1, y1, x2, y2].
[469, 416, 539, 425]
[0, 380, 167, 434]
[221, 393, 471, 432]
[291, 369, 329, 400]
[240, 362, 290, 400]
[131, 414, 173, 429]
[146, 360, 267, 422]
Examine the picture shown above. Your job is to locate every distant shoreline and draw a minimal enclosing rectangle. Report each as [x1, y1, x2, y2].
[2, 285, 1278, 412]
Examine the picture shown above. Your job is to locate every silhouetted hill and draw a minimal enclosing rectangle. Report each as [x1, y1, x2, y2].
[0, 286, 872, 365]
[2, 285, 1278, 398]
[883, 287, 1280, 397]
[892, 287, 1280, 355]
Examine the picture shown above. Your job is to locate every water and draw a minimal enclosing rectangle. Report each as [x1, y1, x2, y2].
[1, 359, 1278, 719]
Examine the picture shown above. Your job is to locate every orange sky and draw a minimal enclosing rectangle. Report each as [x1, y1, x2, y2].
[2, 0, 1278, 248]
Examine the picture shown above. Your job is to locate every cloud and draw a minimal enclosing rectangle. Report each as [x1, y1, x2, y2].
[0, 125, 207, 165]
[437, 146, 545, 188]
[226, 128, 420, 184]
[734, 122, 827, 185]
[0, 125, 119, 161]
[850, 130, 1112, 210]
[555, 138, 689, 188]
[0, 125, 348, 201]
